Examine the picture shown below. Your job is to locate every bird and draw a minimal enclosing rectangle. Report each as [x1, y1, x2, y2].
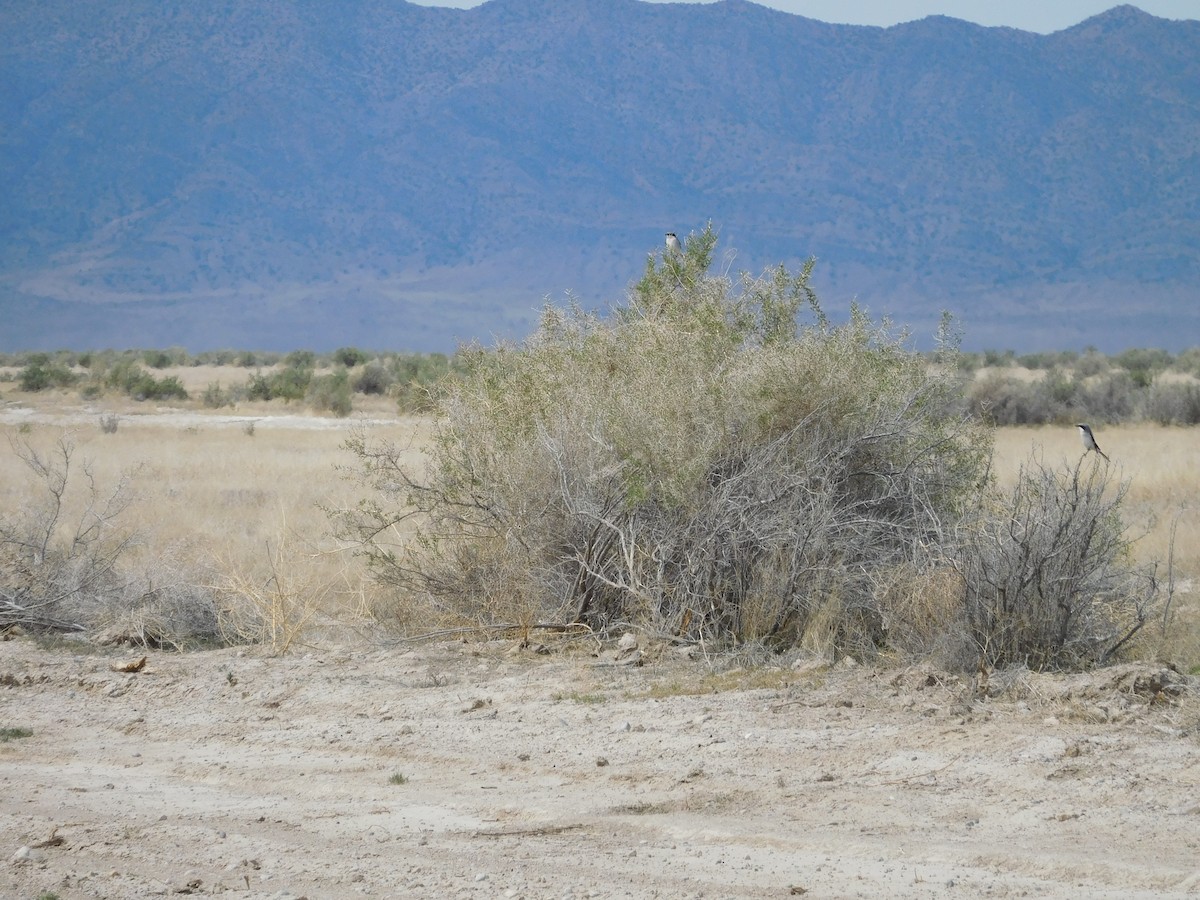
[664, 232, 682, 257]
[1077, 423, 1109, 462]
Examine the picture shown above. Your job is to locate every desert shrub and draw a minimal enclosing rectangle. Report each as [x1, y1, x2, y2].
[982, 349, 1015, 368]
[245, 372, 272, 401]
[953, 352, 983, 374]
[334, 346, 371, 368]
[1114, 347, 1172, 388]
[388, 352, 460, 412]
[353, 362, 394, 395]
[194, 349, 238, 366]
[0, 435, 223, 646]
[1144, 381, 1200, 426]
[969, 368, 1141, 426]
[336, 228, 989, 654]
[954, 455, 1158, 670]
[202, 382, 232, 409]
[967, 374, 1058, 425]
[142, 348, 185, 369]
[18, 354, 78, 392]
[284, 350, 316, 369]
[308, 369, 353, 416]
[1173, 347, 1200, 378]
[147, 375, 187, 400]
[104, 359, 188, 401]
[1018, 350, 1077, 370]
[1074, 349, 1110, 378]
[1076, 371, 1138, 424]
[98, 414, 119, 434]
[0, 434, 139, 633]
[246, 355, 314, 402]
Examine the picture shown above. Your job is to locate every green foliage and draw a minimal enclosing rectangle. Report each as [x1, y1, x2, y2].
[334, 346, 371, 367]
[1145, 381, 1200, 425]
[247, 355, 315, 402]
[1175, 346, 1200, 377]
[352, 362, 393, 395]
[284, 350, 316, 369]
[308, 369, 353, 416]
[0, 726, 33, 741]
[104, 359, 188, 400]
[17, 354, 78, 392]
[1018, 350, 1078, 370]
[338, 226, 990, 655]
[1113, 347, 1172, 383]
[968, 359, 1188, 426]
[387, 352, 461, 412]
[982, 349, 1015, 368]
[202, 382, 233, 408]
[143, 348, 175, 368]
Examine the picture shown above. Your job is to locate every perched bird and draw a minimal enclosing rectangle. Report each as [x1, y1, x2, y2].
[1077, 423, 1109, 462]
[665, 232, 682, 257]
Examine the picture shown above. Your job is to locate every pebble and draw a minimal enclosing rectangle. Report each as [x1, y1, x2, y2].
[10, 845, 37, 864]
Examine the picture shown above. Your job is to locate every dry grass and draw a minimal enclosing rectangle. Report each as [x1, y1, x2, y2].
[3, 374, 1196, 666]
[991, 424, 1200, 669]
[990, 424, 1199, 571]
[1, 386, 429, 646]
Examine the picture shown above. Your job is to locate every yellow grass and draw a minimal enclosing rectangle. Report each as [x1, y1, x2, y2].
[3, 376, 1197, 664]
[990, 424, 1199, 572]
[1, 386, 429, 646]
[992, 424, 1200, 668]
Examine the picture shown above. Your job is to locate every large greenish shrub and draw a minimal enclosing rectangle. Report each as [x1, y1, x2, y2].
[387, 352, 461, 412]
[245, 355, 314, 402]
[1144, 381, 1200, 425]
[337, 228, 991, 654]
[352, 362, 394, 396]
[103, 359, 187, 401]
[17, 354, 78, 392]
[334, 346, 371, 368]
[308, 369, 353, 417]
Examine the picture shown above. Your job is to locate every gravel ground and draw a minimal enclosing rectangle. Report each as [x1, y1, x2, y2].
[2, 634, 1199, 899]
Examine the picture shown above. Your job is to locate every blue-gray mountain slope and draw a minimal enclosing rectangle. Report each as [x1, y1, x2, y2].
[1, 0, 1196, 351]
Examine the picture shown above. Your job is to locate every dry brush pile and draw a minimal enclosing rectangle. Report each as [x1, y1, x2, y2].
[335, 229, 1167, 670]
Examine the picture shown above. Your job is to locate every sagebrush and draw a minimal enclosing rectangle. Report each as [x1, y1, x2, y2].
[336, 229, 994, 654]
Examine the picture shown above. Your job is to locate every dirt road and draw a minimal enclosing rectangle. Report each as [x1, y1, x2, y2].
[2, 635, 1198, 899]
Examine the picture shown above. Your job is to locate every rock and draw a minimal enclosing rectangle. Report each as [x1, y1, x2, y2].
[791, 657, 829, 675]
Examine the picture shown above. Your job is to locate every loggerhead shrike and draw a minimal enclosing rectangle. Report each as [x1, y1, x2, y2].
[665, 232, 682, 257]
[1077, 423, 1110, 462]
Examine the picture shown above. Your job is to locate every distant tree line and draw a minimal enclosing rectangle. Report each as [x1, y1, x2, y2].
[1, 347, 465, 416]
[950, 346, 1200, 426]
[3, 344, 1198, 424]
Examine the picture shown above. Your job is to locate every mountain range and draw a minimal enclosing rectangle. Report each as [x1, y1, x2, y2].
[2, 0, 1197, 352]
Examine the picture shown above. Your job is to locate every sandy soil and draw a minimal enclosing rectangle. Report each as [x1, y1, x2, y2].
[2, 634, 1199, 900]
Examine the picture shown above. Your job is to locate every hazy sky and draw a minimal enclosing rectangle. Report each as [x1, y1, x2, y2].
[407, 1, 1199, 34]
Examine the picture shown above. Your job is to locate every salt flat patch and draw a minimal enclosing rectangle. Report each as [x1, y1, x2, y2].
[0, 405, 405, 431]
